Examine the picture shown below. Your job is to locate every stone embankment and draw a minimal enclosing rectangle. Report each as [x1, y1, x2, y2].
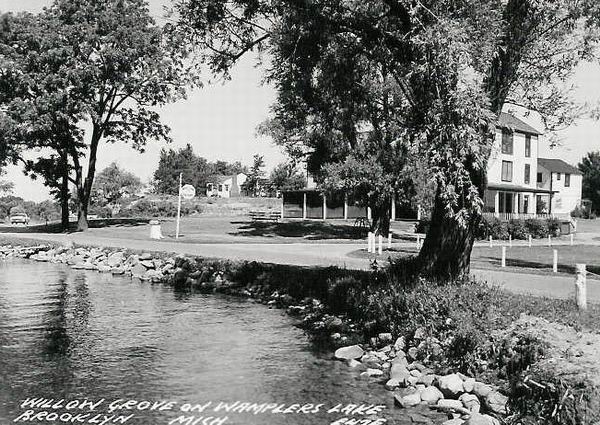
[0, 243, 508, 425]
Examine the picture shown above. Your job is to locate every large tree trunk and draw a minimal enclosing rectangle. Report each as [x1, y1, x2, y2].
[417, 157, 487, 280]
[60, 148, 70, 231]
[76, 124, 101, 232]
[370, 196, 392, 236]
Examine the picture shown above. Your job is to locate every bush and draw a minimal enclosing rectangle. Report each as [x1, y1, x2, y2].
[117, 199, 202, 218]
[507, 219, 527, 239]
[547, 217, 561, 237]
[479, 216, 509, 240]
[524, 218, 549, 238]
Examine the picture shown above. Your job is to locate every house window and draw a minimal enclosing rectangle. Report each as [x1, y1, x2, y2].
[224, 184, 230, 192]
[525, 135, 531, 157]
[537, 172, 543, 183]
[218, 184, 223, 191]
[501, 129, 513, 155]
[501, 161, 513, 182]
[523, 195, 529, 214]
[565, 173, 571, 187]
[524, 164, 530, 184]
[207, 183, 213, 191]
[557, 172, 561, 180]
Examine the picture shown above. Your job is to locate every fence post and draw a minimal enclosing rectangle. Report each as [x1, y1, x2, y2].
[553, 249, 558, 273]
[417, 235, 421, 249]
[548, 235, 552, 247]
[378, 234, 383, 255]
[388, 232, 392, 249]
[367, 232, 373, 253]
[570, 234, 574, 246]
[501, 246, 506, 268]
[489, 235, 493, 248]
[509, 235, 512, 248]
[528, 234, 532, 248]
[575, 264, 587, 311]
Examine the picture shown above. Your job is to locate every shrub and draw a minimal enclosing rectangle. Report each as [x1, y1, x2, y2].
[117, 199, 201, 218]
[524, 218, 549, 238]
[507, 219, 527, 239]
[547, 217, 561, 237]
[480, 216, 509, 240]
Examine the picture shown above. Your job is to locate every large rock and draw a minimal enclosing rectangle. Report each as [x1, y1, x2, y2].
[437, 374, 465, 398]
[334, 345, 364, 361]
[437, 399, 467, 412]
[463, 377, 476, 393]
[459, 393, 481, 412]
[394, 392, 421, 408]
[472, 382, 493, 398]
[464, 413, 500, 425]
[442, 420, 464, 425]
[420, 386, 444, 404]
[390, 363, 411, 383]
[361, 368, 384, 378]
[485, 391, 508, 415]
[131, 263, 147, 278]
[107, 252, 125, 267]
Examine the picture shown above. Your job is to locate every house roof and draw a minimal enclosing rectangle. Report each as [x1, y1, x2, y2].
[206, 173, 247, 184]
[497, 112, 542, 135]
[538, 158, 581, 175]
[487, 183, 555, 194]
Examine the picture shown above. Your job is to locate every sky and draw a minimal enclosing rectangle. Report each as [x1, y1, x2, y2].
[1, 0, 600, 201]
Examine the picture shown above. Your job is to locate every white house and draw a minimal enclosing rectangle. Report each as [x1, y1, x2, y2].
[206, 173, 247, 198]
[485, 112, 582, 218]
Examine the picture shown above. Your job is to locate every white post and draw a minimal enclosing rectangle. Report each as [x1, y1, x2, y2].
[501, 246, 506, 267]
[570, 234, 574, 246]
[343, 195, 348, 220]
[367, 232, 373, 253]
[391, 198, 396, 222]
[417, 205, 421, 221]
[528, 234, 532, 248]
[388, 232, 392, 249]
[280, 198, 284, 219]
[553, 249, 558, 273]
[378, 234, 383, 255]
[575, 264, 587, 311]
[322, 194, 327, 221]
[175, 172, 182, 239]
[367, 207, 372, 221]
[417, 235, 421, 249]
[509, 235, 512, 248]
[489, 235, 493, 248]
[548, 235, 552, 247]
[302, 192, 307, 219]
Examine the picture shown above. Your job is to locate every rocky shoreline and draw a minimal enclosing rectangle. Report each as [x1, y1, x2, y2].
[0, 242, 507, 425]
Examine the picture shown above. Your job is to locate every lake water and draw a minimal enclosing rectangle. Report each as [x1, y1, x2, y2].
[0, 259, 439, 425]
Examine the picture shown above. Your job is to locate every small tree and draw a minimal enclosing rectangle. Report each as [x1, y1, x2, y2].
[269, 162, 305, 192]
[579, 152, 600, 213]
[244, 154, 266, 196]
[92, 162, 142, 207]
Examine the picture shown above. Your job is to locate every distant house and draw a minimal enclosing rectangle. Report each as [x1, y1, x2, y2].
[537, 158, 583, 215]
[484, 112, 582, 219]
[206, 173, 247, 198]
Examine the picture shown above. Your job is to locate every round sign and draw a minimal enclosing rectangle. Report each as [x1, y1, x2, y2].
[180, 184, 196, 200]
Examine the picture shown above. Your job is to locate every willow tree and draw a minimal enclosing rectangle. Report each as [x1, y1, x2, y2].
[175, 0, 600, 278]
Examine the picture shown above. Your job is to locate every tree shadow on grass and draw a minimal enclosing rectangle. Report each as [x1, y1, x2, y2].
[0, 217, 150, 234]
[229, 220, 368, 240]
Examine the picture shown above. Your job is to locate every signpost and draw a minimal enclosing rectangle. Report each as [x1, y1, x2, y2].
[175, 173, 196, 239]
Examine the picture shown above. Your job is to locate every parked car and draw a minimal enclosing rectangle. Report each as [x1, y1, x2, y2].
[10, 212, 29, 225]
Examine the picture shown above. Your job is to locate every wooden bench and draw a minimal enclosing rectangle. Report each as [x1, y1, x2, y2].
[249, 210, 282, 222]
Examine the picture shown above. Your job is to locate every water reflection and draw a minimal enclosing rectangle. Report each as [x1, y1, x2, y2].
[0, 259, 438, 425]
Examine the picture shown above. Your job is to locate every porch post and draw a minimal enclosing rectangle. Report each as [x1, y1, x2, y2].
[343, 194, 348, 220]
[302, 192, 307, 219]
[494, 192, 500, 218]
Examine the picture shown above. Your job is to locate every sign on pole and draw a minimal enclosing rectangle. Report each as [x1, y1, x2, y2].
[181, 184, 196, 200]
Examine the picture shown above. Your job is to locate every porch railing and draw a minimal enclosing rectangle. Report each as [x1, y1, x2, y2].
[482, 212, 568, 221]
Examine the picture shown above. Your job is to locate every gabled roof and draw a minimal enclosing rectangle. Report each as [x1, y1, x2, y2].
[207, 175, 233, 184]
[497, 112, 542, 135]
[538, 158, 581, 175]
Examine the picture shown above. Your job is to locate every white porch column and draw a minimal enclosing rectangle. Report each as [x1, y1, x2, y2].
[494, 192, 500, 217]
[302, 192, 307, 219]
[343, 194, 348, 220]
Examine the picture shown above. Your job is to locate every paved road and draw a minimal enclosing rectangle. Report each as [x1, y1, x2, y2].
[3, 231, 598, 304]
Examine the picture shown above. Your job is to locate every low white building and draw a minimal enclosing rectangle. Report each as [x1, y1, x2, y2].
[206, 173, 247, 198]
[537, 158, 583, 216]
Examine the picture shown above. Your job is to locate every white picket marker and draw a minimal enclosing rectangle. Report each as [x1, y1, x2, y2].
[388, 232, 392, 249]
[570, 234, 574, 246]
[501, 246, 506, 268]
[417, 235, 421, 249]
[367, 232, 373, 253]
[575, 264, 587, 311]
[509, 235, 512, 248]
[553, 249, 558, 273]
[528, 234, 532, 248]
[489, 235, 493, 248]
[378, 234, 383, 255]
[548, 235, 552, 247]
